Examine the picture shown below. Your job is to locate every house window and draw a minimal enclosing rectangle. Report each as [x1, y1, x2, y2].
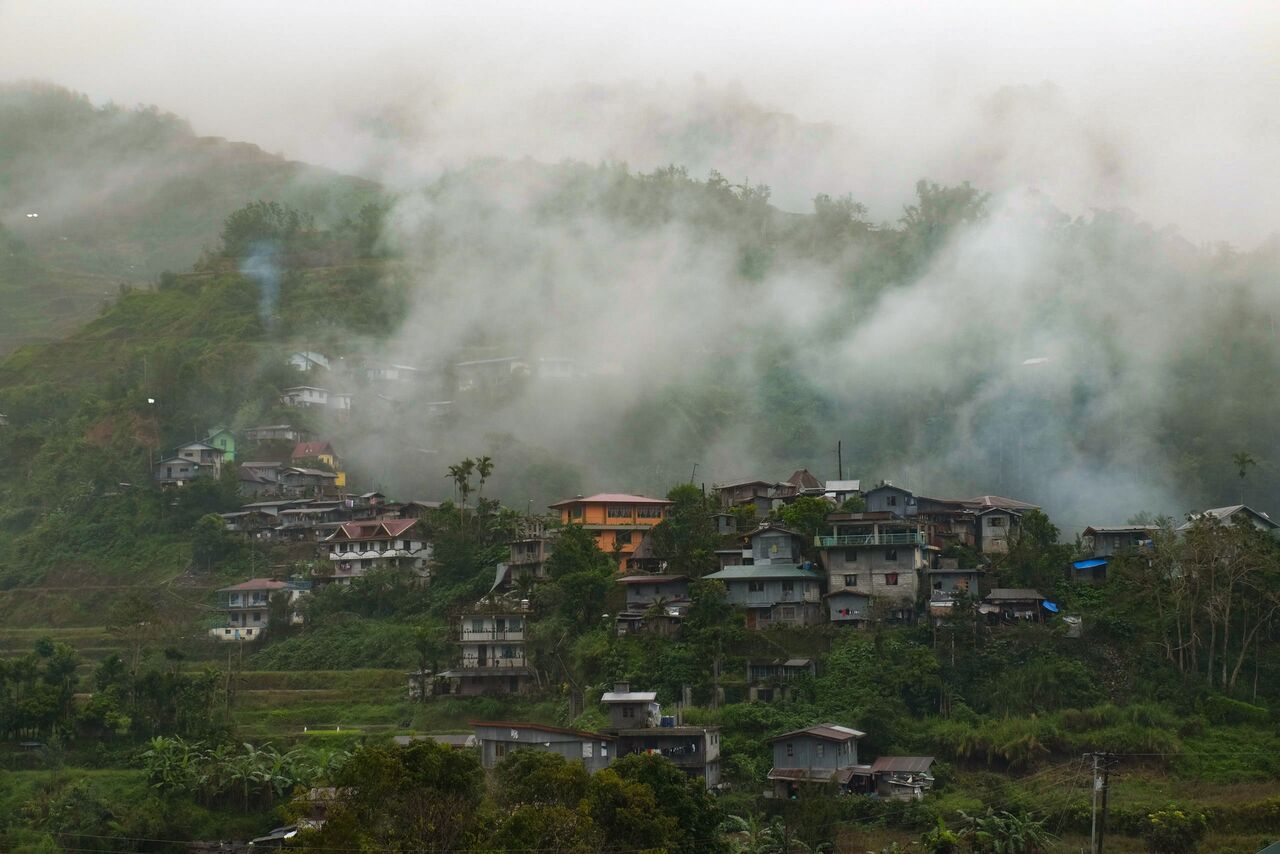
[608, 505, 633, 519]
[472, 619, 485, 632]
[748, 580, 765, 593]
[781, 581, 794, 596]
[844, 549, 858, 562]
[844, 574, 857, 587]
[786, 743, 794, 757]
[623, 705, 635, 718]
[571, 505, 584, 520]
[495, 742, 506, 758]
[637, 506, 664, 519]
[887, 495, 897, 506]
[817, 744, 825, 758]
[885, 549, 898, 561]
[885, 573, 899, 585]
[582, 742, 594, 758]
[989, 516, 1006, 528]
[502, 645, 515, 659]
[780, 606, 796, 620]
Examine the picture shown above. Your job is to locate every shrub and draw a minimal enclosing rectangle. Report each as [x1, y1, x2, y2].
[1142, 805, 1207, 854]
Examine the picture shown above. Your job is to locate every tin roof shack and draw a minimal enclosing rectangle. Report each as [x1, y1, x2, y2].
[970, 496, 1040, 555]
[615, 575, 690, 637]
[981, 588, 1048, 624]
[816, 511, 935, 624]
[471, 721, 615, 773]
[1178, 504, 1280, 534]
[826, 589, 872, 626]
[702, 564, 824, 630]
[601, 682, 721, 789]
[439, 600, 535, 697]
[869, 756, 936, 800]
[767, 724, 866, 799]
[747, 659, 816, 702]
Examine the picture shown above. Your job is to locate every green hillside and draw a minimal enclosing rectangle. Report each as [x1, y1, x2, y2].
[0, 82, 380, 349]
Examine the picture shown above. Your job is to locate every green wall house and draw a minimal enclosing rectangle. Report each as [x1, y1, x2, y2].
[205, 427, 236, 462]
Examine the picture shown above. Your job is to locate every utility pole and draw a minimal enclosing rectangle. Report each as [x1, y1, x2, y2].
[837, 441, 843, 480]
[1090, 752, 1113, 853]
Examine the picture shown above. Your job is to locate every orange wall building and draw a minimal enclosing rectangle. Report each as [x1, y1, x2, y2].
[549, 493, 673, 572]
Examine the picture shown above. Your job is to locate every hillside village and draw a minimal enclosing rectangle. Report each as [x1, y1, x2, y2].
[139, 346, 1280, 816]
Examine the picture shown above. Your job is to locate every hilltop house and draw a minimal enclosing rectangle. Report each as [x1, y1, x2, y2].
[439, 600, 534, 697]
[319, 519, 431, 584]
[1178, 504, 1279, 534]
[815, 511, 934, 624]
[702, 564, 824, 629]
[281, 387, 353, 413]
[767, 724, 866, 798]
[601, 682, 721, 789]
[549, 493, 673, 572]
[291, 441, 346, 488]
[471, 721, 614, 773]
[747, 524, 807, 565]
[210, 578, 306, 642]
[176, 441, 226, 475]
[614, 574, 690, 636]
[205, 427, 236, 462]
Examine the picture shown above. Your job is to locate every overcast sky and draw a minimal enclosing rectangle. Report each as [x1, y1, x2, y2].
[2, 0, 1277, 242]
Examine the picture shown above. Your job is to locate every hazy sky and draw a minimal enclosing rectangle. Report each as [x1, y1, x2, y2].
[3, 1, 1277, 242]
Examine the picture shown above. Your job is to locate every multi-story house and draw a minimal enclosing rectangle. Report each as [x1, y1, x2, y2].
[815, 511, 934, 624]
[319, 519, 431, 585]
[970, 496, 1040, 554]
[925, 558, 984, 618]
[440, 601, 535, 696]
[548, 493, 672, 572]
[747, 659, 816, 702]
[713, 479, 783, 518]
[766, 723, 866, 798]
[278, 467, 340, 498]
[702, 564, 824, 629]
[600, 682, 721, 789]
[204, 427, 236, 462]
[171, 440, 226, 477]
[154, 455, 204, 487]
[614, 574, 689, 636]
[209, 578, 306, 641]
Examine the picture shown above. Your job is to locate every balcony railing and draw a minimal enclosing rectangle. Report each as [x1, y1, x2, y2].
[459, 629, 525, 642]
[815, 532, 926, 548]
[458, 656, 527, 669]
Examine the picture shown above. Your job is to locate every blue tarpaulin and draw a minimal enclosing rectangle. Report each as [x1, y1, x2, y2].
[1042, 601, 1060, 613]
[1072, 558, 1109, 570]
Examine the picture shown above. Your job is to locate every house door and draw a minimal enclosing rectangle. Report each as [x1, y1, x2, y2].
[477, 645, 488, 666]
[746, 610, 758, 630]
[509, 675, 520, 693]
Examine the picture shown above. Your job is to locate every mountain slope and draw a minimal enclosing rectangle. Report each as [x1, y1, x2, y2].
[0, 82, 381, 349]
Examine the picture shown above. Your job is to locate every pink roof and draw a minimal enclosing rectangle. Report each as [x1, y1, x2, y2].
[548, 493, 673, 508]
[219, 578, 294, 592]
[326, 519, 419, 542]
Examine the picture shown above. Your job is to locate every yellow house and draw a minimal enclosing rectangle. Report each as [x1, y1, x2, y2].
[548, 493, 673, 572]
[292, 441, 347, 488]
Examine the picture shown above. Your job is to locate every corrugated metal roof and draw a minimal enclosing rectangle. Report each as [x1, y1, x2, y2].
[469, 720, 614, 740]
[767, 767, 857, 784]
[768, 723, 865, 743]
[600, 691, 658, 703]
[704, 564, 821, 581]
[616, 575, 688, 585]
[548, 493, 672, 507]
[985, 588, 1046, 601]
[869, 756, 935, 773]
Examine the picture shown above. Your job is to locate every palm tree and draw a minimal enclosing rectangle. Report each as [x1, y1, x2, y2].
[1232, 451, 1257, 504]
